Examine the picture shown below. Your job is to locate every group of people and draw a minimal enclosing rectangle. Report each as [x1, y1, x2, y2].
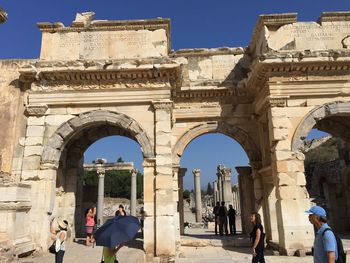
[49, 203, 340, 263]
[213, 201, 237, 236]
[212, 203, 340, 263]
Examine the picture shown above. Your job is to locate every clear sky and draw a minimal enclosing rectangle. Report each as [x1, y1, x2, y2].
[0, 0, 341, 189]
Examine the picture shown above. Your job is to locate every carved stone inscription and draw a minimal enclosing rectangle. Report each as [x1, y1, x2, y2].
[212, 55, 237, 80]
[44, 29, 167, 60]
[267, 22, 350, 51]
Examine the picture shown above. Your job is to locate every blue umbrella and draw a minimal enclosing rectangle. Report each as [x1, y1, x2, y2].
[95, 215, 141, 248]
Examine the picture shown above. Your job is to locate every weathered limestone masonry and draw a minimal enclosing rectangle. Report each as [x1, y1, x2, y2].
[1, 11, 350, 261]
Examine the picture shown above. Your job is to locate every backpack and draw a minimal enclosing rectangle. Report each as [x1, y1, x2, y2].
[322, 228, 346, 263]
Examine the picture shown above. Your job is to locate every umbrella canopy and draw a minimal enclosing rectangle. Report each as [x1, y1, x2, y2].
[95, 215, 141, 248]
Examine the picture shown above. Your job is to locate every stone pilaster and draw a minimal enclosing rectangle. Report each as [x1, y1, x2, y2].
[236, 166, 255, 234]
[142, 158, 156, 260]
[172, 166, 180, 247]
[192, 169, 202, 222]
[178, 168, 187, 235]
[96, 158, 107, 226]
[267, 105, 313, 255]
[152, 100, 175, 261]
[130, 169, 137, 216]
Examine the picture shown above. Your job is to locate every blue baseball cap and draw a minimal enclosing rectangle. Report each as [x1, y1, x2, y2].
[305, 205, 326, 217]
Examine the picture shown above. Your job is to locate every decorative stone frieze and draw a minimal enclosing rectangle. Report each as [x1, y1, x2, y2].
[25, 105, 48, 116]
[152, 100, 173, 111]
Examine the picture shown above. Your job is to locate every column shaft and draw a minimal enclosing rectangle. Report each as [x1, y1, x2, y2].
[130, 169, 137, 216]
[193, 169, 202, 222]
[97, 168, 105, 226]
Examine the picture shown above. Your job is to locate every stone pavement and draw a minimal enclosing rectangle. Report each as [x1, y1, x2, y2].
[16, 240, 313, 263]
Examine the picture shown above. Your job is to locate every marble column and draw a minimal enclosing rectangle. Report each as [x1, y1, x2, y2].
[130, 169, 137, 216]
[192, 169, 202, 222]
[213, 181, 218, 205]
[178, 168, 187, 235]
[216, 170, 223, 203]
[236, 166, 254, 234]
[221, 167, 233, 206]
[96, 158, 107, 226]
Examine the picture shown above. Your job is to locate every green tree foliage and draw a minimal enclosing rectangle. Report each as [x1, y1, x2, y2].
[232, 184, 238, 193]
[183, 189, 190, 199]
[304, 137, 339, 191]
[206, 182, 213, 195]
[116, 157, 124, 163]
[83, 169, 143, 198]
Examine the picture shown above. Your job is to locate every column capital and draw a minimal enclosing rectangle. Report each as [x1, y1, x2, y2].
[152, 100, 173, 111]
[178, 168, 187, 178]
[143, 158, 156, 168]
[97, 167, 106, 177]
[192, 169, 200, 176]
[131, 169, 138, 176]
[235, 166, 252, 176]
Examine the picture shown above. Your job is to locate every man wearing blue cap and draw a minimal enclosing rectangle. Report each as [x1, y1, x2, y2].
[305, 205, 337, 263]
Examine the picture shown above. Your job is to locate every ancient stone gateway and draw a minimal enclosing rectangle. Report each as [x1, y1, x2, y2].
[1, 11, 350, 261]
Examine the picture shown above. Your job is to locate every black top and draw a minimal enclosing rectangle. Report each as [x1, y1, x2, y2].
[251, 223, 265, 249]
[213, 205, 220, 217]
[228, 208, 236, 219]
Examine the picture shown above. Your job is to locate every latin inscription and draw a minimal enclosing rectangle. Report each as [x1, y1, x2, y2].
[292, 24, 350, 42]
[212, 55, 236, 79]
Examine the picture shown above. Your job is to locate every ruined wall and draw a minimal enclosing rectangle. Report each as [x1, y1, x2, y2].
[0, 60, 30, 176]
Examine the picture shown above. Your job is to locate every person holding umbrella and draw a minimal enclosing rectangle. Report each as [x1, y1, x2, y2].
[102, 245, 122, 263]
[95, 215, 141, 263]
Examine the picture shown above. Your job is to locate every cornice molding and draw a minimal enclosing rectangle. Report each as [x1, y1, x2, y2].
[19, 60, 181, 91]
[245, 54, 350, 89]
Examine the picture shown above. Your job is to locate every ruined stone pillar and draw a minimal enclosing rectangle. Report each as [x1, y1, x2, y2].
[267, 104, 313, 255]
[213, 181, 218, 205]
[96, 158, 107, 226]
[192, 169, 202, 222]
[130, 169, 137, 216]
[142, 158, 156, 261]
[216, 171, 223, 202]
[220, 166, 233, 206]
[178, 168, 187, 235]
[152, 100, 175, 260]
[172, 166, 180, 248]
[236, 166, 254, 234]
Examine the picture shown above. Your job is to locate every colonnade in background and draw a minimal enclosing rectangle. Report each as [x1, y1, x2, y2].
[84, 158, 138, 225]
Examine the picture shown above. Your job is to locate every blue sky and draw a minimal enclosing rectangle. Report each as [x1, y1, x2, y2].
[1, 1, 342, 189]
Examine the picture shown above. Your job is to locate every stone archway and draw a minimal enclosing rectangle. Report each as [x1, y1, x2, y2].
[41, 110, 154, 169]
[172, 121, 261, 239]
[292, 101, 350, 231]
[40, 110, 154, 241]
[172, 121, 261, 166]
[292, 101, 350, 152]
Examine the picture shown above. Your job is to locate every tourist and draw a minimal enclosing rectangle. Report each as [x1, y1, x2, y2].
[213, 201, 220, 235]
[305, 205, 337, 263]
[50, 218, 68, 263]
[102, 245, 122, 263]
[250, 212, 265, 263]
[139, 207, 146, 236]
[218, 201, 228, 236]
[228, 204, 237, 235]
[85, 207, 96, 246]
[115, 204, 126, 217]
